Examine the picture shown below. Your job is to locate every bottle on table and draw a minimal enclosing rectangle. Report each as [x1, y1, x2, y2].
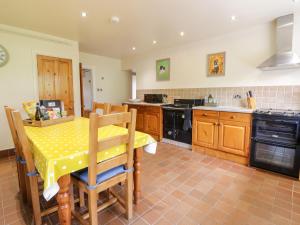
[35, 103, 42, 121]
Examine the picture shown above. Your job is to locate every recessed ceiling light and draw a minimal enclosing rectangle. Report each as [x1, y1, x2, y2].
[132, 47, 136, 51]
[153, 40, 157, 44]
[180, 31, 185, 37]
[81, 12, 87, 17]
[292, 0, 299, 3]
[231, 15, 237, 21]
[111, 16, 120, 24]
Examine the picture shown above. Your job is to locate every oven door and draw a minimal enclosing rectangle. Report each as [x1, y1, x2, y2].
[252, 118, 300, 145]
[163, 109, 175, 140]
[174, 111, 192, 144]
[250, 140, 300, 178]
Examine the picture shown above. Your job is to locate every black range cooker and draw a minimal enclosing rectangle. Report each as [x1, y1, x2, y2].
[162, 99, 204, 145]
[250, 109, 300, 178]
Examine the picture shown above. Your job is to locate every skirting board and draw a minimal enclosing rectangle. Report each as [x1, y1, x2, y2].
[0, 148, 15, 159]
[162, 138, 192, 150]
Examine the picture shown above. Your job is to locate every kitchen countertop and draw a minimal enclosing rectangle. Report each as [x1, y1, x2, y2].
[193, 106, 254, 114]
[123, 102, 166, 107]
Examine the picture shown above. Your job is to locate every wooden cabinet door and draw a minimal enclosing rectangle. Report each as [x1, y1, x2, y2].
[37, 55, 74, 115]
[136, 111, 145, 131]
[218, 120, 250, 157]
[193, 116, 218, 149]
[37, 56, 56, 100]
[55, 59, 74, 115]
[128, 105, 144, 131]
[144, 111, 160, 135]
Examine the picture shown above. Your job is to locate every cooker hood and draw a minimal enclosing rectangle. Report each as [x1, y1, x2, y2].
[258, 14, 300, 71]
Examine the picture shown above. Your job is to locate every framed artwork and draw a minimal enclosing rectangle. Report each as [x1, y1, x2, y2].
[156, 58, 170, 81]
[207, 52, 226, 76]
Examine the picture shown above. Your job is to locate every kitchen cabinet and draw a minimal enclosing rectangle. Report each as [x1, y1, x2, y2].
[127, 104, 162, 141]
[135, 107, 145, 131]
[192, 110, 251, 165]
[218, 120, 250, 157]
[193, 116, 218, 149]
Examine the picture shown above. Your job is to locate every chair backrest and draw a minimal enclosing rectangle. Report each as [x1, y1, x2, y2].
[4, 106, 19, 150]
[88, 109, 137, 187]
[12, 111, 36, 175]
[109, 104, 128, 114]
[92, 102, 110, 115]
[107, 104, 128, 127]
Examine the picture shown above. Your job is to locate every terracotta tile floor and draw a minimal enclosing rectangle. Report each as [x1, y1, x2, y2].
[1, 142, 300, 225]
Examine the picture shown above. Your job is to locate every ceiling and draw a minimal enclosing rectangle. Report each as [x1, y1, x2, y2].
[0, 0, 299, 59]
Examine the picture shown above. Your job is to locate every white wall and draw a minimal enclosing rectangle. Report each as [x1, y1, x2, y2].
[80, 52, 131, 104]
[122, 17, 300, 90]
[0, 24, 81, 151]
[82, 69, 93, 110]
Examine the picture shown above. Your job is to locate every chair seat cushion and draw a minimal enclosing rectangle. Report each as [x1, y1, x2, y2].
[72, 165, 126, 185]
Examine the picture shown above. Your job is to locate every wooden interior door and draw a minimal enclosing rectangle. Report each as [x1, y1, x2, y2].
[218, 120, 250, 156]
[37, 55, 74, 115]
[37, 56, 56, 99]
[193, 116, 218, 149]
[56, 58, 74, 115]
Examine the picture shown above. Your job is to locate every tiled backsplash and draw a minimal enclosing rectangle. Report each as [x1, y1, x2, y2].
[137, 86, 300, 110]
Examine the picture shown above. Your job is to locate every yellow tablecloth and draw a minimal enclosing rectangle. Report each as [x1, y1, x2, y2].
[24, 117, 156, 192]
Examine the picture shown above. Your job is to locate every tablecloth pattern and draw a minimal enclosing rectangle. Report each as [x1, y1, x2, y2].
[24, 118, 156, 192]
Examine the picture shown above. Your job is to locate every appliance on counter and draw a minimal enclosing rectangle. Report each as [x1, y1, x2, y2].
[250, 109, 300, 178]
[144, 94, 167, 104]
[162, 99, 205, 145]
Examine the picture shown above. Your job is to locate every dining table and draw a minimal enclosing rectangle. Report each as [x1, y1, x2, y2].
[24, 117, 157, 225]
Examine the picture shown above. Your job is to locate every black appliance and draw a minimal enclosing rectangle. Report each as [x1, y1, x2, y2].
[162, 99, 205, 145]
[40, 100, 62, 111]
[250, 109, 300, 178]
[144, 94, 167, 104]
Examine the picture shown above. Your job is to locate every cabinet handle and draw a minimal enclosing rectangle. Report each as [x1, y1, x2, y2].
[230, 116, 236, 119]
[202, 113, 208, 116]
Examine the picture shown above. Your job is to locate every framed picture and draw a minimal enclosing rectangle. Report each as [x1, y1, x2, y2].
[207, 52, 226, 76]
[156, 58, 170, 81]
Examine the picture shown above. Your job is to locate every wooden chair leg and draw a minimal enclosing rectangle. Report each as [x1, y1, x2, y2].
[88, 190, 98, 225]
[125, 173, 133, 219]
[70, 184, 75, 211]
[29, 176, 42, 225]
[17, 162, 28, 203]
[25, 172, 32, 207]
[79, 188, 85, 207]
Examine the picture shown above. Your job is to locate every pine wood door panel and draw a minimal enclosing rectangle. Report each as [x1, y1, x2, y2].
[56, 59, 74, 115]
[37, 55, 74, 115]
[37, 57, 56, 99]
[218, 120, 250, 156]
[193, 116, 218, 149]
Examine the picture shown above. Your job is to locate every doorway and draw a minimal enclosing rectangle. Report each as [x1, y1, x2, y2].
[79, 64, 94, 117]
[37, 55, 74, 115]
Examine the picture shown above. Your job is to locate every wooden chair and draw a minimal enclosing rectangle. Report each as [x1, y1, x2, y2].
[71, 109, 137, 225]
[107, 104, 128, 127]
[12, 110, 60, 225]
[4, 106, 28, 204]
[92, 102, 110, 115]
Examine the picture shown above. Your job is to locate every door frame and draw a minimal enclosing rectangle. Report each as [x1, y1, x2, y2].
[79, 63, 96, 116]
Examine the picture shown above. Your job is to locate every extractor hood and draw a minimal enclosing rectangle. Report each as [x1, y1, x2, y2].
[258, 14, 300, 71]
